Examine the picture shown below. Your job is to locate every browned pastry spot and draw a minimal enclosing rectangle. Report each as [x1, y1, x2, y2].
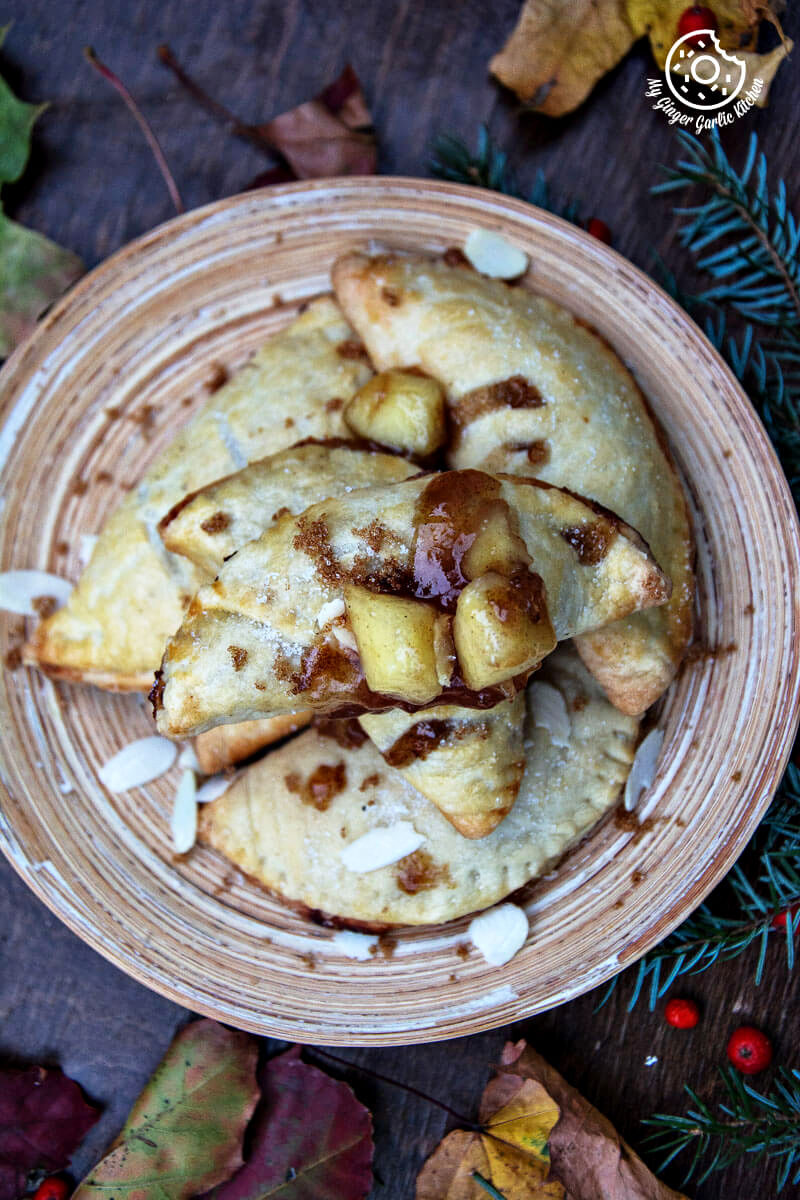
[383, 719, 461, 767]
[395, 850, 451, 894]
[336, 338, 370, 361]
[560, 522, 616, 565]
[200, 511, 231, 534]
[293, 515, 343, 585]
[353, 520, 396, 553]
[451, 376, 544, 445]
[31, 595, 58, 619]
[205, 362, 228, 393]
[285, 761, 347, 811]
[442, 246, 470, 268]
[227, 646, 248, 672]
[381, 286, 401, 306]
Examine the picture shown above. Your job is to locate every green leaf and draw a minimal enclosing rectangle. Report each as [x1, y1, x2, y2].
[0, 213, 82, 356]
[0, 26, 46, 187]
[73, 1019, 260, 1200]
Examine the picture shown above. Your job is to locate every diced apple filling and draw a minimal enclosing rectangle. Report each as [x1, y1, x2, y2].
[462, 503, 528, 580]
[344, 370, 447, 457]
[453, 571, 555, 690]
[344, 585, 441, 704]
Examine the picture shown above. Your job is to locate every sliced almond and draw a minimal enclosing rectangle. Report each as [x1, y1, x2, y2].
[98, 736, 177, 792]
[171, 768, 198, 853]
[624, 728, 664, 811]
[468, 902, 528, 966]
[331, 930, 379, 959]
[196, 773, 235, 804]
[0, 570, 73, 616]
[464, 229, 529, 280]
[340, 821, 425, 873]
[529, 681, 571, 748]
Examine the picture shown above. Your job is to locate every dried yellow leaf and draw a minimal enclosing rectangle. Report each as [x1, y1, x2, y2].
[489, 0, 787, 115]
[626, 0, 758, 67]
[489, 0, 636, 116]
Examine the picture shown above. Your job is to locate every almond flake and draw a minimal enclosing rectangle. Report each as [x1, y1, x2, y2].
[340, 821, 425, 873]
[529, 681, 571, 747]
[469, 903, 528, 966]
[624, 728, 664, 811]
[78, 534, 98, 565]
[0, 570, 73, 616]
[464, 229, 529, 279]
[333, 624, 358, 652]
[316, 597, 346, 627]
[177, 743, 202, 772]
[196, 774, 234, 804]
[98, 736, 177, 792]
[171, 768, 198, 853]
[331, 930, 379, 960]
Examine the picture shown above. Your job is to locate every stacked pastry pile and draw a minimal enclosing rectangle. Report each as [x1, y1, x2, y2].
[25, 251, 693, 927]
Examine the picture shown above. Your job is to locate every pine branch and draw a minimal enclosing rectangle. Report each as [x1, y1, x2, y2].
[430, 127, 584, 225]
[653, 130, 800, 328]
[645, 1066, 800, 1190]
[432, 120, 800, 1195]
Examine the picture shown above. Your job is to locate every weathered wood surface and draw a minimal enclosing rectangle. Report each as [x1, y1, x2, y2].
[2, 2, 799, 1195]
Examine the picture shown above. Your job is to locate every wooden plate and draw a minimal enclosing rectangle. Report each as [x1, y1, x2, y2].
[1, 180, 799, 1046]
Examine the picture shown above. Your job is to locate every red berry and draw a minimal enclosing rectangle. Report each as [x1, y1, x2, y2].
[677, 6, 718, 43]
[587, 218, 612, 245]
[771, 903, 799, 929]
[665, 997, 700, 1028]
[727, 1026, 773, 1074]
[32, 1179, 70, 1200]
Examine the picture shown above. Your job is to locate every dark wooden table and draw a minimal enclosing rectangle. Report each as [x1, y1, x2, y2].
[2, 3, 799, 1196]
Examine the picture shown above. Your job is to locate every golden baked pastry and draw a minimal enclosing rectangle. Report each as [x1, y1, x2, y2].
[198, 645, 640, 926]
[359, 697, 525, 838]
[332, 252, 694, 715]
[24, 298, 372, 689]
[154, 469, 669, 738]
[161, 440, 417, 576]
[194, 715, 312, 775]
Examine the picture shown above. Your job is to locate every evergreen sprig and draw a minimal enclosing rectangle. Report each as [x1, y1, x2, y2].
[431, 125, 800, 1190]
[431, 127, 583, 224]
[654, 131, 800, 329]
[644, 1066, 800, 1190]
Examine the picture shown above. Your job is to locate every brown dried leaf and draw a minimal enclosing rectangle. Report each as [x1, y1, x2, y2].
[416, 1071, 563, 1199]
[498, 1041, 688, 1200]
[489, 0, 636, 115]
[256, 64, 376, 180]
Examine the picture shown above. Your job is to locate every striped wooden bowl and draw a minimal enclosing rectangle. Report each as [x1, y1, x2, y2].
[1, 179, 799, 1045]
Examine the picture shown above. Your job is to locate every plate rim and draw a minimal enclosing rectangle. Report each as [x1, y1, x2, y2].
[1, 175, 799, 1044]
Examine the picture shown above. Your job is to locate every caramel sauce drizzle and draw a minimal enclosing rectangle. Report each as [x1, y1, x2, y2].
[277, 469, 545, 717]
[383, 718, 460, 767]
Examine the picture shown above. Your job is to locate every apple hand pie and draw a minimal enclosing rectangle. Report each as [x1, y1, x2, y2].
[24, 298, 372, 690]
[160, 440, 418, 576]
[359, 696, 526, 839]
[331, 252, 694, 716]
[154, 468, 669, 737]
[197, 644, 641, 927]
